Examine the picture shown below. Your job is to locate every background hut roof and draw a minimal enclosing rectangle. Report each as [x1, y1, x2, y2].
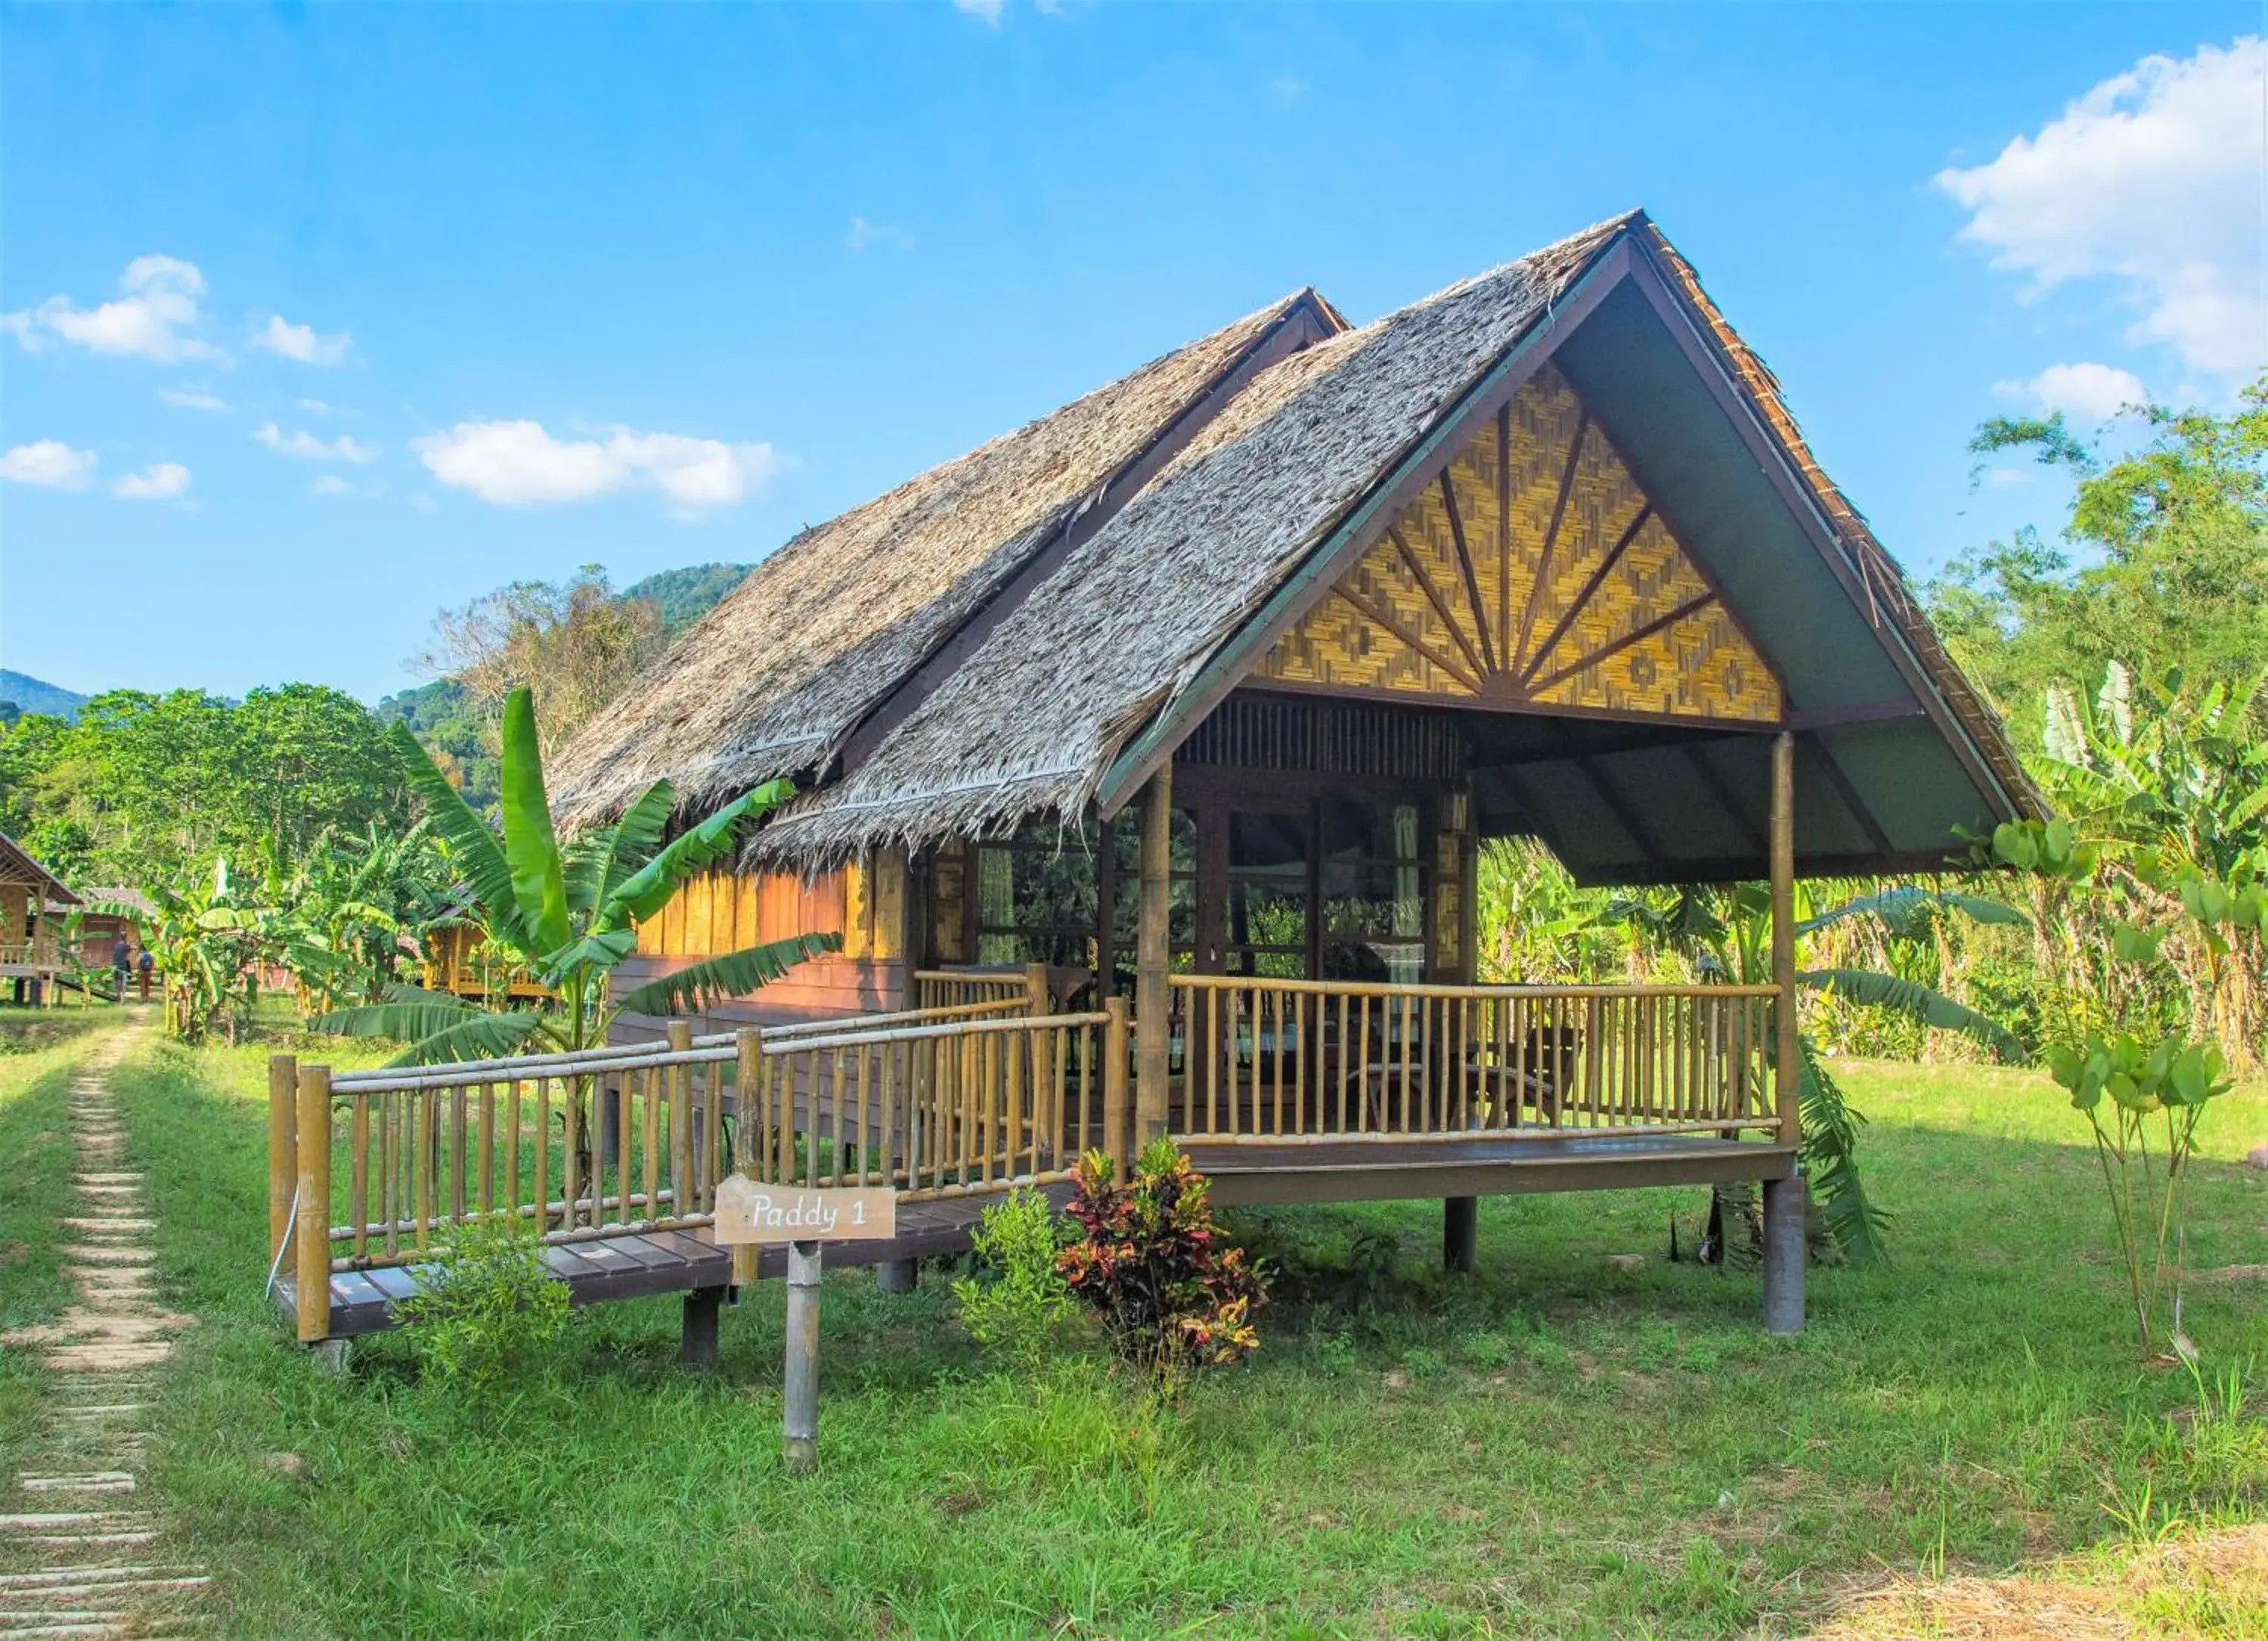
[550, 288, 1340, 829]
[0, 833, 77, 903]
[753, 215, 1637, 862]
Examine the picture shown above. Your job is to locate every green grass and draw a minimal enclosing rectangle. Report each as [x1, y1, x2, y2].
[34, 1031, 2268, 1636]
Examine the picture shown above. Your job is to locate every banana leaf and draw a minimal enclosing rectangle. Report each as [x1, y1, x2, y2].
[388, 719, 526, 952]
[1797, 886, 2025, 940]
[563, 779, 677, 913]
[497, 688, 569, 954]
[601, 780, 795, 931]
[1800, 967, 2027, 1062]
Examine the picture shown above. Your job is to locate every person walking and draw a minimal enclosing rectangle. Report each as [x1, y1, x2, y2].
[111, 935, 131, 1000]
[135, 945, 154, 1002]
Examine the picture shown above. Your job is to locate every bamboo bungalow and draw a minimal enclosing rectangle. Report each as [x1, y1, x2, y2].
[0, 833, 76, 1004]
[552, 212, 2041, 1326]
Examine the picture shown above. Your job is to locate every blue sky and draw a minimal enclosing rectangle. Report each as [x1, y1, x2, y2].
[2, 3, 2261, 704]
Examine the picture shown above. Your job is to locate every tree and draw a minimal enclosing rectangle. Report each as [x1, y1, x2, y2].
[0, 684, 406, 891]
[418, 565, 666, 760]
[1931, 374, 2268, 732]
[314, 686, 836, 1065]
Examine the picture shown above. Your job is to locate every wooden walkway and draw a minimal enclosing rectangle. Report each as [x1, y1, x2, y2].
[269, 1187, 1070, 1345]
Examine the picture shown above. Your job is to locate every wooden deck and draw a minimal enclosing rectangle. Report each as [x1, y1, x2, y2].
[1182, 1132, 1797, 1206]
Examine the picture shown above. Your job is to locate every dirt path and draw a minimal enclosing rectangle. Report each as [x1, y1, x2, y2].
[1, 1017, 207, 1638]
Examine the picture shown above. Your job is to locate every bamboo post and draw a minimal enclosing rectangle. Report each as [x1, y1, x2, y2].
[1102, 994, 1130, 1182]
[732, 1029, 761, 1290]
[268, 1053, 298, 1261]
[293, 1065, 332, 1344]
[1769, 731, 1799, 1148]
[782, 1239, 823, 1475]
[668, 1019, 693, 1218]
[1134, 769, 1172, 1146]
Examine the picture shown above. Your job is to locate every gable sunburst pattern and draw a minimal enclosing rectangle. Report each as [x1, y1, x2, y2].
[1255, 363, 1783, 725]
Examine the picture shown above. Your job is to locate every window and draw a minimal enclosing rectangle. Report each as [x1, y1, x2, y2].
[1320, 798, 1427, 985]
[974, 818, 1103, 969]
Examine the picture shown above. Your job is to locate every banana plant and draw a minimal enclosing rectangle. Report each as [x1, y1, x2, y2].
[313, 686, 835, 1066]
[120, 858, 290, 1043]
[1606, 880, 2027, 1265]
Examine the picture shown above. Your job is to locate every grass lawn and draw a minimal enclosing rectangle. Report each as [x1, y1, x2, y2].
[25, 1029, 2268, 1638]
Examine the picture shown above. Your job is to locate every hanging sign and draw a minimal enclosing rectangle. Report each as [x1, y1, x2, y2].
[709, 1174, 897, 1244]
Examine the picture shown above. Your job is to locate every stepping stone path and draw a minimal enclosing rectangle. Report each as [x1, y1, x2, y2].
[2, 1022, 207, 1637]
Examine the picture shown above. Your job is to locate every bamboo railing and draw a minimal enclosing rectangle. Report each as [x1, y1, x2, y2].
[268, 985, 1119, 1342]
[0, 937, 60, 969]
[913, 965, 1044, 1012]
[748, 998, 1126, 1199]
[1167, 975, 1779, 1144]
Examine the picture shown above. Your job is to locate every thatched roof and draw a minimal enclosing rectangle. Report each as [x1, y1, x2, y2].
[550, 288, 1344, 829]
[0, 833, 75, 903]
[562, 209, 2037, 882]
[753, 216, 1639, 862]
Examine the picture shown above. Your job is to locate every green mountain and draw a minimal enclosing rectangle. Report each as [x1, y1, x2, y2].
[0, 670, 88, 723]
[622, 562, 751, 631]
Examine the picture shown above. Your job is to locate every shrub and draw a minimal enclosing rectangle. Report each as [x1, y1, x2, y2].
[395, 1214, 573, 1403]
[952, 1186, 1073, 1370]
[1056, 1138, 1264, 1385]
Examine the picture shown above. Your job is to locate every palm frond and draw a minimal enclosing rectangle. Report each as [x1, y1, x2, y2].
[386, 1010, 548, 1069]
[615, 932, 840, 1017]
[601, 781, 678, 903]
[311, 983, 547, 1066]
[1800, 967, 2028, 1062]
[311, 983, 486, 1041]
[1798, 1036, 1889, 1267]
[497, 687, 569, 954]
[1798, 886, 2026, 940]
[601, 780, 795, 931]
[388, 719, 526, 951]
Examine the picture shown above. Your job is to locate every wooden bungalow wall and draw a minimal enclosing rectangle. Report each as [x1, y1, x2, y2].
[610, 851, 911, 1040]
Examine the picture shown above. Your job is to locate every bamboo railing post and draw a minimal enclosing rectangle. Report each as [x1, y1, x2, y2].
[668, 1019, 693, 1218]
[1102, 994, 1130, 1182]
[293, 1064, 332, 1344]
[268, 1053, 298, 1261]
[733, 1029, 761, 1290]
[1134, 769, 1172, 1146]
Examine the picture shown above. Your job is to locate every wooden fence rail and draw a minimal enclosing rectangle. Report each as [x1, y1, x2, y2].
[1167, 976, 1779, 1143]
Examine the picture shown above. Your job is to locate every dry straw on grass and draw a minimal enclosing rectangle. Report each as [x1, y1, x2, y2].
[1806, 1523, 2268, 1639]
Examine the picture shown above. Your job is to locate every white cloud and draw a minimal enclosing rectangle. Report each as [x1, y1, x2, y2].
[2, 255, 225, 364]
[1936, 36, 2267, 377]
[310, 475, 353, 496]
[846, 215, 914, 253]
[0, 441, 98, 489]
[1994, 361, 2151, 421]
[297, 397, 336, 416]
[254, 314, 352, 366]
[412, 419, 780, 513]
[113, 461, 191, 500]
[953, 0, 1002, 21]
[160, 386, 231, 413]
[253, 421, 378, 464]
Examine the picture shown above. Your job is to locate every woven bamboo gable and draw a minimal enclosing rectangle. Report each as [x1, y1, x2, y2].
[1255, 362, 1783, 726]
